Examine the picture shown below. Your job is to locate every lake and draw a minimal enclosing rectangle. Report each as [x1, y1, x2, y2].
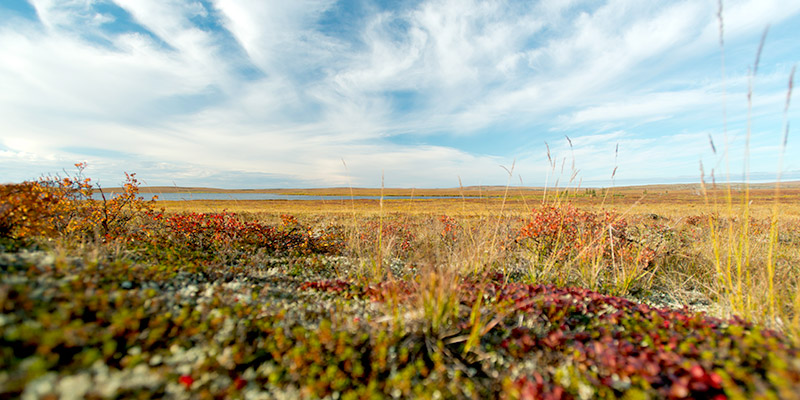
[91, 192, 467, 201]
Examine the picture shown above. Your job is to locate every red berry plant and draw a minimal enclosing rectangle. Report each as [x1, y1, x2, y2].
[356, 216, 417, 258]
[130, 211, 344, 265]
[517, 204, 657, 295]
[439, 215, 459, 247]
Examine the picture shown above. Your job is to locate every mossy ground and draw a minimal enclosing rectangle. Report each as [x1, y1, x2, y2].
[3, 177, 800, 398]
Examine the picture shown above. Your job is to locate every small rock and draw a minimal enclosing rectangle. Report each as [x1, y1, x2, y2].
[57, 373, 92, 400]
[21, 372, 57, 400]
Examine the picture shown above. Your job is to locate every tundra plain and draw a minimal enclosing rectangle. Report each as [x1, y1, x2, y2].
[3, 174, 800, 399]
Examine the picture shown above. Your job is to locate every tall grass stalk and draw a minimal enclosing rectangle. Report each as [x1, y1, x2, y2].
[462, 288, 485, 355]
[702, 5, 797, 332]
[542, 142, 554, 206]
[495, 161, 516, 281]
[373, 171, 385, 280]
[341, 158, 361, 278]
[417, 268, 460, 338]
[769, 65, 796, 326]
[455, 177, 477, 276]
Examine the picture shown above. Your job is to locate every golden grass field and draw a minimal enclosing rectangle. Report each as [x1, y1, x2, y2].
[151, 184, 800, 219]
[147, 182, 800, 331]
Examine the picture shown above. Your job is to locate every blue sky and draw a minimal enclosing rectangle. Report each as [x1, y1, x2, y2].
[1, 0, 798, 188]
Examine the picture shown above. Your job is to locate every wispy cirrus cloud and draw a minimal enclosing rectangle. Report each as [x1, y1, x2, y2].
[0, 0, 798, 188]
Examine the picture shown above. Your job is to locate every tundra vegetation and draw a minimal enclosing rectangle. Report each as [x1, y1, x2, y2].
[2, 163, 800, 399]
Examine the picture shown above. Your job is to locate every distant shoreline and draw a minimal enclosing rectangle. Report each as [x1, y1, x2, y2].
[93, 181, 800, 197]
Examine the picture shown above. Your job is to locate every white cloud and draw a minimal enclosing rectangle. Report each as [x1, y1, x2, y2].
[715, 0, 800, 39]
[212, 0, 341, 74]
[0, 0, 797, 187]
[558, 89, 717, 127]
[28, 0, 98, 29]
[450, 1, 713, 129]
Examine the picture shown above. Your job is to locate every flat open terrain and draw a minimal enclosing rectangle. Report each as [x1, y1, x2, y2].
[153, 184, 800, 218]
[4, 179, 800, 398]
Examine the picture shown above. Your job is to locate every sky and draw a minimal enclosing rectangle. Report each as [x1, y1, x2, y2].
[0, 0, 798, 189]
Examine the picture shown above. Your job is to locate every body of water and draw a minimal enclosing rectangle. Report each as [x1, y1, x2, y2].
[92, 192, 467, 201]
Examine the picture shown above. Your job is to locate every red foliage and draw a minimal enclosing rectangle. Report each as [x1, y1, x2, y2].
[0, 163, 157, 241]
[517, 204, 655, 268]
[131, 211, 344, 258]
[233, 377, 247, 390]
[439, 215, 459, 244]
[481, 283, 781, 399]
[357, 218, 416, 255]
[179, 375, 194, 388]
[506, 374, 571, 400]
[300, 280, 351, 293]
